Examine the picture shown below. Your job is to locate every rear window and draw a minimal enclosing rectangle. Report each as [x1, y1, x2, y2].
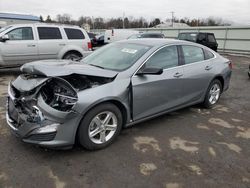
[38, 27, 62, 40]
[65, 28, 85, 39]
[179, 33, 197, 42]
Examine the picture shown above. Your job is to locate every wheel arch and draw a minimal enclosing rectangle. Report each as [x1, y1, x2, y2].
[62, 50, 83, 59]
[213, 75, 224, 91]
[74, 99, 130, 144]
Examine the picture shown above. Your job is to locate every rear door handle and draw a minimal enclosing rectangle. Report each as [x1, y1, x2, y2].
[59, 43, 66, 46]
[173, 72, 183, 78]
[205, 65, 212, 70]
[27, 44, 36, 47]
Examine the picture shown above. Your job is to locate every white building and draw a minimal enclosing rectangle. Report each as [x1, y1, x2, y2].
[0, 13, 40, 27]
[155, 22, 189, 28]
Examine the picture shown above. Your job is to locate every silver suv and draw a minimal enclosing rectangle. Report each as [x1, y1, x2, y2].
[0, 23, 92, 68]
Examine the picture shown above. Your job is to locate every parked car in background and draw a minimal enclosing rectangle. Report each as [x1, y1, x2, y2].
[178, 32, 218, 51]
[88, 32, 98, 47]
[248, 65, 250, 78]
[95, 34, 105, 45]
[128, 33, 165, 39]
[7, 39, 232, 150]
[0, 23, 92, 68]
[104, 29, 139, 43]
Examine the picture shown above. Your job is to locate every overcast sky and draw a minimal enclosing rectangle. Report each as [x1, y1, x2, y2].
[0, 0, 250, 25]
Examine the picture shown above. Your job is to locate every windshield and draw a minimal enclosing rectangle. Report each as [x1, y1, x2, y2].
[0, 26, 12, 34]
[82, 43, 151, 71]
[128, 34, 141, 39]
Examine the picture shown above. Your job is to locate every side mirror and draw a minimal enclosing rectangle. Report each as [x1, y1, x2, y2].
[136, 67, 163, 75]
[0, 34, 9, 42]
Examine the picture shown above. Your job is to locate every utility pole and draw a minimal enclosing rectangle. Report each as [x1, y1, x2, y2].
[123, 12, 125, 29]
[92, 16, 94, 30]
[170, 11, 174, 27]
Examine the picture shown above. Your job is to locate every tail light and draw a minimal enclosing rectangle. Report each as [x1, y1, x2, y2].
[228, 61, 233, 70]
[112, 29, 114, 36]
[87, 42, 92, 51]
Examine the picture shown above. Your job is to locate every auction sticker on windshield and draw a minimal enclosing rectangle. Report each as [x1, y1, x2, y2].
[121, 48, 138, 54]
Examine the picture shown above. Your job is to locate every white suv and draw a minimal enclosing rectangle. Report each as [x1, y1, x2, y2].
[0, 23, 92, 68]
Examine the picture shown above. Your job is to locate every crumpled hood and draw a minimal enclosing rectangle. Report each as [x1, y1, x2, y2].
[20, 60, 118, 78]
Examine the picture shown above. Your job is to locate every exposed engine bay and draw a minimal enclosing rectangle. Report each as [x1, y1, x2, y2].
[40, 75, 113, 112]
[9, 74, 114, 125]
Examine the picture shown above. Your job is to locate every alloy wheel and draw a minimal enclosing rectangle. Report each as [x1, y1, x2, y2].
[88, 111, 118, 144]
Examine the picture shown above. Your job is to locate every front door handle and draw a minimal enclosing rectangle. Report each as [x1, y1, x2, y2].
[173, 72, 183, 78]
[205, 65, 212, 70]
[27, 44, 36, 47]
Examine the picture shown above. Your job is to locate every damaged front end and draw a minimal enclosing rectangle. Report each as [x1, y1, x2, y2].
[6, 73, 113, 147]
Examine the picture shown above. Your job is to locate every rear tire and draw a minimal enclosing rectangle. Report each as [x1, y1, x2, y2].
[78, 103, 123, 150]
[203, 79, 222, 108]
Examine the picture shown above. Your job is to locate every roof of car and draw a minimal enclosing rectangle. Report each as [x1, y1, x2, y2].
[7, 22, 81, 28]
[118, 38, 194, 47]
[179, 32, 214, 34]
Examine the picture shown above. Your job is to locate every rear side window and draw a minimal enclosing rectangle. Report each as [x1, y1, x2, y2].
[65, 28, 85, 39]
[7, 27, 33, 40]
[197, 33, 206, 42]
[208, 34, 216, 43]
[204, 49, 215, 60]
[182, 45, 204, 64]
[38, 27, 62, 40]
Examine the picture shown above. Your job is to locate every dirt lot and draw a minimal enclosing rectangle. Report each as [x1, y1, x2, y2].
[0, 55, 250, 188]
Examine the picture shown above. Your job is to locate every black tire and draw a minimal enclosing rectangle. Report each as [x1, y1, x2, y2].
[63, 52, 82, 61]
[203, 79, 222, 108]
[78, 103, 123, 150]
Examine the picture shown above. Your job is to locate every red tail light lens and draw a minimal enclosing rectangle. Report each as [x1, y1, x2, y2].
[228, 61, 233, 69]
[88, 42, 92, 51]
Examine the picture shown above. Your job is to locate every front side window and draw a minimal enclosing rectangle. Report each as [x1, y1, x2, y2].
[83, 43, 151, 71]
[38, 27, 62, 40]
[146, 46, 179, 69]
[7, 27, 33, 40]
[182, 45, 204, 64]
[65, 28, 85, 39]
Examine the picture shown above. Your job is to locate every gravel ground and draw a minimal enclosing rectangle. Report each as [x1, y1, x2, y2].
[0, 55, 249, 188]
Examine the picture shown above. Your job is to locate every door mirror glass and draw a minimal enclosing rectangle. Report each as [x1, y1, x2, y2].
[0, 34, 9, 42]
[137, 67, 163, 75]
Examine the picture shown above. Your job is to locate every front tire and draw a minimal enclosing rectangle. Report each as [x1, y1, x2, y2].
[78, 103, 123, 150]
[203, 79, 222, 108]
[63, 52, 82, 61]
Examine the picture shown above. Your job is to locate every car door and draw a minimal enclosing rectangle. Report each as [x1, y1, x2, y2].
[181, 45, 215, 104]
[0, 26, 38, 66]
[36, 26, 66, 59]
[132, 45, 184, 121]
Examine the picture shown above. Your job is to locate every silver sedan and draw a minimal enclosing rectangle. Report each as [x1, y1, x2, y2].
[6, 39, 232, 150]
